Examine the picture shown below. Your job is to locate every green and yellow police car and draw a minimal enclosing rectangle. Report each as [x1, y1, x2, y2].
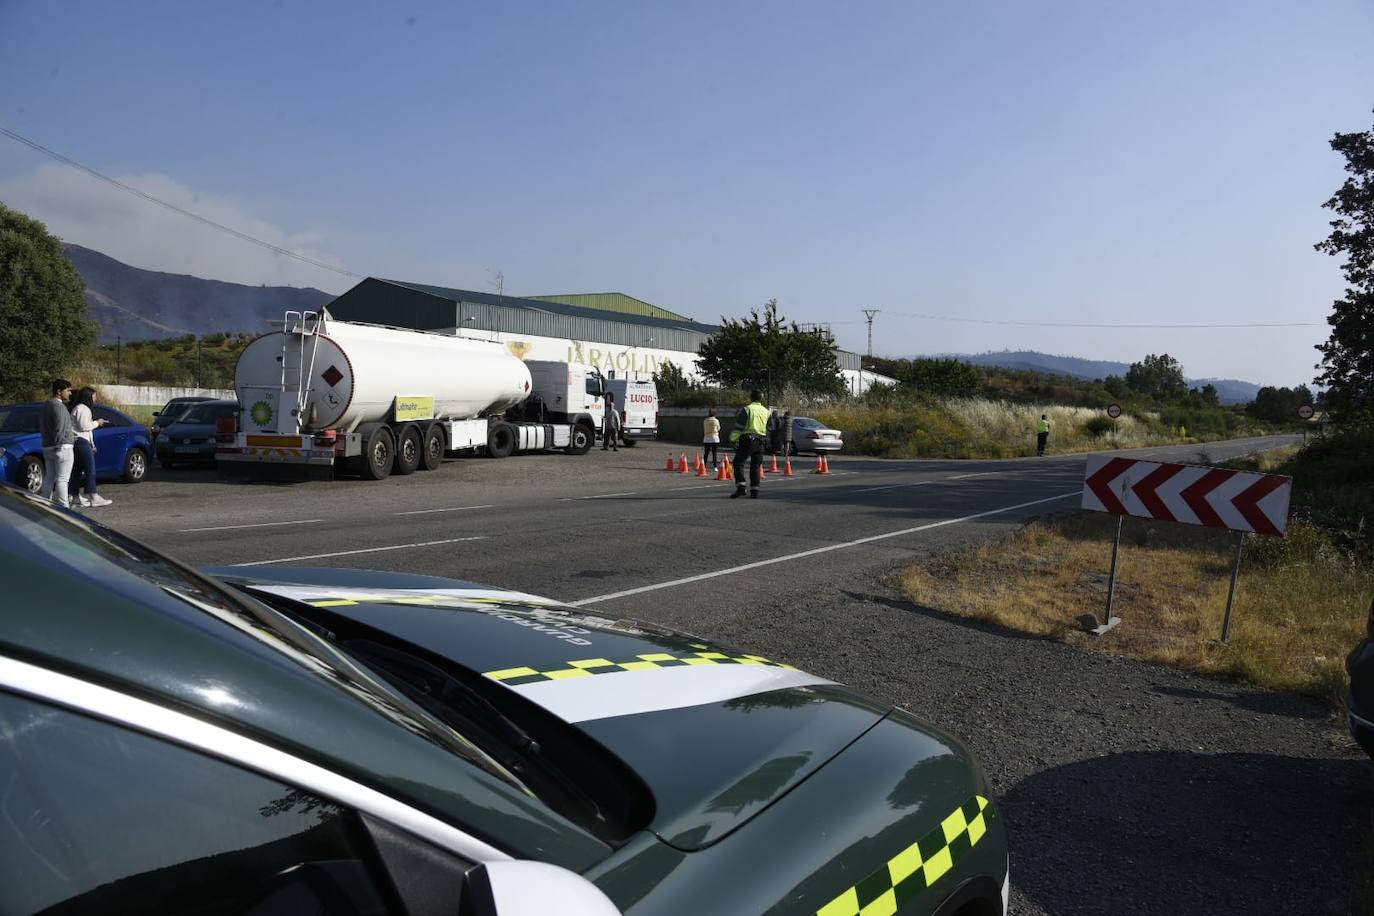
[0, 484, 1008, 915]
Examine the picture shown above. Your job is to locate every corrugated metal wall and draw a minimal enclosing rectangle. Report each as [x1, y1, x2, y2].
[528, 292, 690, 321]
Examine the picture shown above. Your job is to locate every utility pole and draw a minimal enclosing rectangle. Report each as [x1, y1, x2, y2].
[196, 338, 203, 389]
[115, 336, 121, 386]
[861, 309, 880, 357]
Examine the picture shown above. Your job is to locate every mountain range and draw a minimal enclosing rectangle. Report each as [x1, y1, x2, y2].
[941, 350, 1261, 404]
[63, 244, 332, 343]
[59, 245, 1267, 402]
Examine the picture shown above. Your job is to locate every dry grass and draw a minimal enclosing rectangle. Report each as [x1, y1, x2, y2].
[900, 512, 1371, 702]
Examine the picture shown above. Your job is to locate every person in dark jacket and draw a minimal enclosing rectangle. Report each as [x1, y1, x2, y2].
[40, 378, 75, 508]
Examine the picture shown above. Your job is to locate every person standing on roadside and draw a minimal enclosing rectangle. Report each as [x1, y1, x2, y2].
[782, 410, 794, 457]
[601, 391, 620, 451]
[1036, 414, 1051, 457]
[729, 389, 770, 499]
[40, 379, 75, 508]
[68, 387, 112, 508]
[702, 407, 720, 469]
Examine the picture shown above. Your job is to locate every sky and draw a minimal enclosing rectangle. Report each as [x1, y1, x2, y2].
[1, 0, 1371, 387]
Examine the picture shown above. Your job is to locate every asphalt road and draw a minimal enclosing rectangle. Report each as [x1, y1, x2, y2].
[92, 434, 1370, 915]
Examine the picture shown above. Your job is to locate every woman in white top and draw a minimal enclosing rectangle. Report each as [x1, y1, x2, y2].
[68, 387, 112, 507]
[702, 408, 721, 469]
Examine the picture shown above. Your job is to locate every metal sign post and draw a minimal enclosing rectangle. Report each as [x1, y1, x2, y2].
[1220, 532, 1245, 642]
[1094, 515, 1124, 634]
[1106, 404, 1122, 449]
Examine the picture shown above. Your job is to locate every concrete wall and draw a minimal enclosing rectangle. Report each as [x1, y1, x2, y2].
[99, 384, 235, 408]
[658, 407, 740, 445]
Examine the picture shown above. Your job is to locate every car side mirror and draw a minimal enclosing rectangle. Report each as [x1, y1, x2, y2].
[463, 861, 621, 916]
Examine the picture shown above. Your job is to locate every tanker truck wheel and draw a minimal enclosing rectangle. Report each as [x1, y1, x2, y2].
[486, 422, 516, 459]
[364, 427, 394, 480]
[565, 422, 593, 455]
[420, 423, 445, 471]
[393, 425, 422, 476]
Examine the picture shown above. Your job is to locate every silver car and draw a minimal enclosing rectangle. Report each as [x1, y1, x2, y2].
[790, 416, 843, 454]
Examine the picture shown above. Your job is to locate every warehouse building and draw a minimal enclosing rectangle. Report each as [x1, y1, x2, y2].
[325, 277, 892, 394]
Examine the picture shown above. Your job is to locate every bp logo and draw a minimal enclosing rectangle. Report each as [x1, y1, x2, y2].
[250, 400, 274, 427]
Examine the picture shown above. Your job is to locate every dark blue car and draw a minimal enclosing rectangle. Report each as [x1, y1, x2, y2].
[155, 399, 238, 467]
[0, 402, 152, 494]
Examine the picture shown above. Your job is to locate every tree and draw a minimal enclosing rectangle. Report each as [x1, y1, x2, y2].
[1315, 114, 1374, 422]
[905, 358, 983, 397]
[1125, 353, 1187, 402]
[1248, 384, 1314, 423]
[651, 360, 693, 399]
[0, 203, 95, 400]
[696, 299, 844, 399]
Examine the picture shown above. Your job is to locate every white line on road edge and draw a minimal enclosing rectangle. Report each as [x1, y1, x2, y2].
[178, 519, 323, 533]
[853, 481, 937, 494]
[568, 491, 1080, 606]
[237, 536, 487, 567]
[947, 471, 998, 480]
[394, 505, 495, 516]
[558, 492, 638, 501]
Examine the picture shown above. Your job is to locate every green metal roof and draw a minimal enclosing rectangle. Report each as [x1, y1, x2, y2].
[528, 293, 691, 321]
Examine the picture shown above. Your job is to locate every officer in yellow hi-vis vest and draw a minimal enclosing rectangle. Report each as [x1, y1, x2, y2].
[729, 390, 771, 498]
[1036, 414, 1050, 456]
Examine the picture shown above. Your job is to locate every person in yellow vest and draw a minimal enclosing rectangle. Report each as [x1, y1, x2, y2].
[1036, 414, 1050, 456]
[729, 390, 770, 498]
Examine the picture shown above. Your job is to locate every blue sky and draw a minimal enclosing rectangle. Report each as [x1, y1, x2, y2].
[2, 0, 1371, 386]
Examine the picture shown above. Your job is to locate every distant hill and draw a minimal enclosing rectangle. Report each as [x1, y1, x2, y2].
[932, 350, 1262, 405]
[62, 244, 334, 343]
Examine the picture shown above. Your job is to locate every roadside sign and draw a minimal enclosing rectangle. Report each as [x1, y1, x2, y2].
[1296, 404, 1315, 420]
[1082, 455, 1292, 537]
[1106, 404, 1122, 419]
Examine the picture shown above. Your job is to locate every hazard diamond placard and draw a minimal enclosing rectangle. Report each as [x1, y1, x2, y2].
[1081, 455, 1293, 537]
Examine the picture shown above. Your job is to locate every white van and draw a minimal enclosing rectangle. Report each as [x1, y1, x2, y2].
[602, 377, 658, 446]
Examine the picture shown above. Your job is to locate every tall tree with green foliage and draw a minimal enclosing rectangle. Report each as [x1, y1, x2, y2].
[1315, 114, 1374, 422]
[0, 203, 95, 400]
[697, 299, 844, 399]
[1125, 353, 1187, 402]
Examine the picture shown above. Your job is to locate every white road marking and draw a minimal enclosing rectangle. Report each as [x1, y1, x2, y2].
[558, 491, 638, 501]
[853, 481, 937, 493]
[947, 471, 998, 480]
[669, 483, 725, 491]
[178, 519, 323, 533]
[569, 491, 1081, 606]
[237, 536, 486, 566]
[394, 504, 494, 516]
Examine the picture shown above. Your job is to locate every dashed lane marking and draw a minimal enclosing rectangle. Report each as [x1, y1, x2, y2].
[178, 519, 323, 533]
[568, 491, 1080, 606]
[394, 504, 495, 516]
[237, 536, 486, 566]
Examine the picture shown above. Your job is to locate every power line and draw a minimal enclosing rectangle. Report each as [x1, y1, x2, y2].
[0, 125, 362, 280]
[879, 309, 1321, 330]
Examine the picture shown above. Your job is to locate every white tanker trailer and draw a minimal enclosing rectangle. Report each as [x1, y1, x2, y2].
[216, 312, 600, 479]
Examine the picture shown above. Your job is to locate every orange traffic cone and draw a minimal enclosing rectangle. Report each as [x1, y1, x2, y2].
[818, 454, 832, 475]
[811, 455, 824, 474]
[784, 456, 794, 477]
[696, 456, 709, 477]
[759, 459, 768, 481]
[665, 454, 676, 472]
[769, 453, 780, 472]
[678, 453, 690, 474]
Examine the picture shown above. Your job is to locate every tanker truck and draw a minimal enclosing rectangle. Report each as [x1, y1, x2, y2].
[216, 312, 600, 479]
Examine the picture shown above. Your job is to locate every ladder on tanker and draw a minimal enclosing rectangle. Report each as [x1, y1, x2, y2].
[278, 310, 322, 433]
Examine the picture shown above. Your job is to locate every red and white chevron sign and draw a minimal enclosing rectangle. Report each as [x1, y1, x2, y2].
[1082, 455, 1292, 537]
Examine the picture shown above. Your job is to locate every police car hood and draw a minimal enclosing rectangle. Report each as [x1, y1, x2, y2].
[208, 565, 890, 852]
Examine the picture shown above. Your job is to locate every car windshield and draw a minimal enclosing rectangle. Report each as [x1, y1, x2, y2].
[0, 406, 40, 434]
[177, 403, 232, 424]
[796, 418, 824, 428]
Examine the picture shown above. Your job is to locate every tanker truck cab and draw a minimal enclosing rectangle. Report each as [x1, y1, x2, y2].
[602, 377, 658, 445]
[217, 313, 600, 482]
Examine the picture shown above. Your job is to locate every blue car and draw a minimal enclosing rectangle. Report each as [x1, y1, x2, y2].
[0, 402, 152, 494]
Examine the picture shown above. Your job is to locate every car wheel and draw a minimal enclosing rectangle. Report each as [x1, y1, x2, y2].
[123, 448, 148, 483]
[19, 455, 44, 493]
[363, 428, 394, 480]
[393, 425, 422, 476]
[420, 423, 445, 471]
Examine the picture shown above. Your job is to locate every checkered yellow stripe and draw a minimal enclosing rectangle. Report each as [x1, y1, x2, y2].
[305, 595, 552, 608]
[816, 795, 992, 916]
[484, 651, 796, 686]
